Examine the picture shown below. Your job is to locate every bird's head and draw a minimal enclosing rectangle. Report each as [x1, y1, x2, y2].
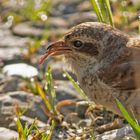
[39, 22, 128, 75]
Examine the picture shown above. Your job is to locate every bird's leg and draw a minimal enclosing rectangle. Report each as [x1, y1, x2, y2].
[85, 104, 124, 134]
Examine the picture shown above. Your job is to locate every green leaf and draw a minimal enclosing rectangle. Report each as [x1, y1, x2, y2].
[90, 0, 114, 27]
[35, 81, 52, 112]
[16, 118, 26, 140]
[104, 0, 114, 27]
[45, 65, 57, 115]
[116, 99, 140, 139]
[90, 0, 104, 22]
[63, 70, 90, 102]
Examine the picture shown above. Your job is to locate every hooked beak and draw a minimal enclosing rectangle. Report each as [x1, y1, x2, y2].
[39, 40, 71, 64]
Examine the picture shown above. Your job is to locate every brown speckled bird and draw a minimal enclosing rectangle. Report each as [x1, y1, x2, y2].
[39, 22, 140, 121]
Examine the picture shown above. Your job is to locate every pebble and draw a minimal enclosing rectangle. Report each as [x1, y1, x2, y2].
[0, 127, 18, 140]
[3, 63, 38, 78]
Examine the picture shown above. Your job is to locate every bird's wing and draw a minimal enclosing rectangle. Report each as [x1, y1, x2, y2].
[102, 46, 140, 90]
[105, 62, 140, 90]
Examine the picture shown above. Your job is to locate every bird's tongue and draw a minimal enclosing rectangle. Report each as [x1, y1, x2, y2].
[38, 51, 62, 64]
[38, 53, 48, 64]
[39, 49, 71, 65]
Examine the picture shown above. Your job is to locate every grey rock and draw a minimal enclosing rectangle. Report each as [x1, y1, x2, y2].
[0, 81, 81, 129]
[50, 61, 76, 81]
[51, 0, 83, 16]
[77, 1, 92, 12]
[0, 76, 21, 94]
[78, 119, 92, 127]
[12, 22, 43, 38]
[47, 17, 68, 28]
[0, 25, 29, 48]
[0, 91, 47, 129]
[0, 127, 18, 140]
[0, 26, 28, 61]
[18, 115, 47, 128]
[32, 18, 68, 29]
[3, 63, 38, 78]
[12, 22, 67, 39]
[76, 101, 89, 118]
[66, 12, 97, 27]
[55, 80, 82, 101]
[96, 125, 135, 140]
[0, 47, 22, 61]
[64, 112, 81, 124]
[0, 34, 28, 48]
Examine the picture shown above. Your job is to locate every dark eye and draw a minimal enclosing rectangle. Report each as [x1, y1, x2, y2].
[73, 40, 83, 48]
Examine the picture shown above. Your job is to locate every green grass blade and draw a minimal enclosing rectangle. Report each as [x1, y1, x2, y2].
[90, 0, 114, 27]
[45, 120, 55, 140]
[26, 119, 36, 136]
[138, 15, 140, 34]
[90, 131, 95, 140]
[63, 70, 90, 102]
[98, 0, 108, 23]
[35, 81, 52, 112]
[116, 99, 140, 139]
[90, 0, 104, 22]
[45, 65, 57, 115]
[16, 118, 26, 140]
[104, 0, 114, 27]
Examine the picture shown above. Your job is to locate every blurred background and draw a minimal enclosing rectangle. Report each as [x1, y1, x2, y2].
[0, 0, 140, 70]
[0, 0, 140, 139]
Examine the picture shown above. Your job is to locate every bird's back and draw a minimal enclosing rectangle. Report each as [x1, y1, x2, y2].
[97, 38, 140, 120]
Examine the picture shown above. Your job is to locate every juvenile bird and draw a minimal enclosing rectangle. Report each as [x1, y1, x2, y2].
[39, 22, 140, 121]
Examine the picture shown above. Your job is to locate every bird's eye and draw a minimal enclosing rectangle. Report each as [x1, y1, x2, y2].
[73, 40, 83, 48]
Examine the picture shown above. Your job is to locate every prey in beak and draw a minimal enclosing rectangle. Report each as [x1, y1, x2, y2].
[39, 40, 71, 64]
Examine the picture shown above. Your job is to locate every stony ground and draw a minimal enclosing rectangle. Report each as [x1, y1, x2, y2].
[0, 0, 139, 139]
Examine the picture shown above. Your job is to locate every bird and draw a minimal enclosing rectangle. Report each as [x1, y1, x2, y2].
[39, 22, 140, 121]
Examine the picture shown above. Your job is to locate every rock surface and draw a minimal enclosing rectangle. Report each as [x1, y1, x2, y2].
[0, 24, 29, 62]
[0, 91, 47, 128]
[50, 61, 76, 81]
[0, 127, 18, 140]
[3, 63, 39, 78]
[0, 76, 21, 94]
[12, 22, 67, 39]
[96, 125, 134, 140]
[55, 80, 81, 101]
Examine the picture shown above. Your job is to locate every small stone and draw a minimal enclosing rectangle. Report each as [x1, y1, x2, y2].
[0, 35, 28, 48]
[3, 63, 38, 78]
[17, 116, 46, 128]
[0, 76, 21, 94]
[96, 125, 134, 140]
[65, 113, 80, 124]
[78, 119, 92, 127]
[76, 128, 83, 134]
[55, 80, 82, 101]
[0, 91, 48, 128]
[67, 12, 97, 26]
[0, 47, 22, 61]
[76, 101, 89, 118]
[12, 22, 67, 39]
[0, 127, 18, 140]
[50, 61, 76, 81]
[12, 22, 43, 38]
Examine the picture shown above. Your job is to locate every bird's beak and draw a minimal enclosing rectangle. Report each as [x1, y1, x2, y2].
[39, 40, 71, 64]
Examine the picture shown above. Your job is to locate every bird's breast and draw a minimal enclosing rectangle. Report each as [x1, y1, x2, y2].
[78, 75, 122, 115]
[79, 74, 113, 102]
